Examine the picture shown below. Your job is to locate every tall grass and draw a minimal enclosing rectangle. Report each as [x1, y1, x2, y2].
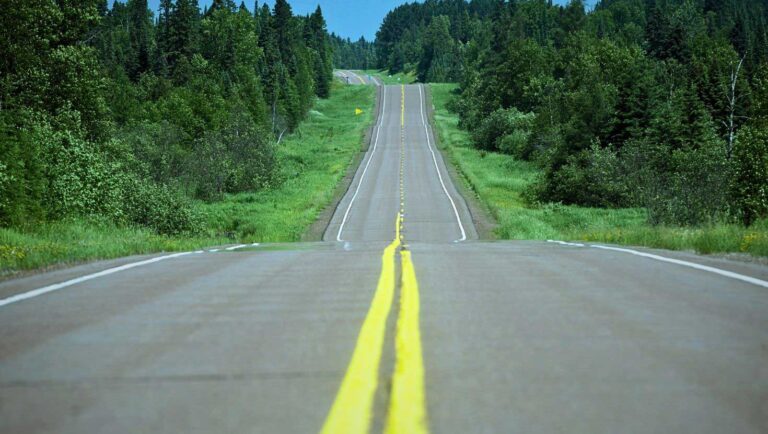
[0, 219, 221, 277]
[430, 83, 768, 258]
[1, 83, 376, 276]
[200, 82, 375, 242]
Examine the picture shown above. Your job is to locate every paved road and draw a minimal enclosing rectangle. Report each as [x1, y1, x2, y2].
[1, 84, 767, 434]
[334, 70, 381, 86]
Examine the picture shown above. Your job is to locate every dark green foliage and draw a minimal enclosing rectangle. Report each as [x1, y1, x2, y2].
[192, 110, 277, 201]
[122, 177, 202, 235]
[620, 138, 731, 225]
[330, 35, 377, 70]
[472, 108, 535, 158]
[732, 126, 768, 226]
[532, 144, 631, 208]
[397, 0, 768, 226]
[306, 6, 333, 98]
[0, 112, 45, 227]
[418, 16, 462, 82]
[1, 0, 332, 236]
[376, 0, 496, 75]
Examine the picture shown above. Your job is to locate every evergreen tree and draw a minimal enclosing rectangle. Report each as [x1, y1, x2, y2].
[307, 6, 333, 98]
[167, 0, 201, 77]
[126, 0, 154, 80]
[0, 0, 336, 233]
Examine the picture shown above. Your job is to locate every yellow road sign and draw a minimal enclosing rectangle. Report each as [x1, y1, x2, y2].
[355, 108, 363, 115]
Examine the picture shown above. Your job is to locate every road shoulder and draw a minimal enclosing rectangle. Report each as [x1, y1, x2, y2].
[424, 85, 498, 240]
[304, 86, 382, 242]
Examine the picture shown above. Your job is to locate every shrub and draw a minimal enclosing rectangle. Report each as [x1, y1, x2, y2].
[472, 107, 535, 158]
[731, 125, 768, 225]
[39, 127, 126, 221]
[0, 111, 46, 226]
[117, 120, 191, 185]
[0, 162, 12, 222]
[534, 144, 630, 207]
[192, 109, 277, 201]
[12, 114, 202, 236]
[622, 138, 731, 225]
[122, 177, 202, 236]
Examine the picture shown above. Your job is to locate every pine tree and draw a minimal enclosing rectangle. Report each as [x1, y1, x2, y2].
[167, 0, 201, 75]
[126, 0, 153, 80]
[307, 6, 332, 98]
[157, 0, 174, 73]
[272, 0, 295, 67]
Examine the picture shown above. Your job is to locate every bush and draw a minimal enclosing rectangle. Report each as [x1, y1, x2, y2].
[5, 113, 202, 237]
[122, 178, 202, 236]
[47, 46, 111, 141]
[622, 138, 731, 226]
[0, 162, 12, 222]
[192, 109, 277, 201]
[39, 127, 126, 221]
[117, 121, 191, 186]
[0, 111, 46, 226]
[731, 125, 768, 225]
[472, 107, 535, 158]
[533, 144, 630, 207]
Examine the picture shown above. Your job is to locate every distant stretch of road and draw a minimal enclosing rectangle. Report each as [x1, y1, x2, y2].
[1, 79, 767, 434]
[334, 69, 382, 86]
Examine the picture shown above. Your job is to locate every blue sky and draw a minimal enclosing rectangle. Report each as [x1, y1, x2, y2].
[136, 1, 594, 40]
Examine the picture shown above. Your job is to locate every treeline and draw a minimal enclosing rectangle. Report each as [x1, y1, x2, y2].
[0, 0, 333, 235]
[376, 0, 497, 81]
[378, 0, 768, 226]
[330, 34, 377, 70]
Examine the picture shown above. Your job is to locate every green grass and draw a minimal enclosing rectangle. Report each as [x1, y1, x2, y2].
[356, 69, 417, 85]
[0, 219, 222, 277]
[0, 82, 376, 276]
[429, 83, 768, 258]
[200, 82, 375, 242]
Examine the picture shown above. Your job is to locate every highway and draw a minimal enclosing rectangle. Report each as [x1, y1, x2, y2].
[334, 70, 382, 86]
[1, 83, 767, 434]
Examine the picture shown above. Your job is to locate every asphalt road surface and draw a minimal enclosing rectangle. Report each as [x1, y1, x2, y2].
[334, 70, 381, 86]
[1, 83, 767, 434]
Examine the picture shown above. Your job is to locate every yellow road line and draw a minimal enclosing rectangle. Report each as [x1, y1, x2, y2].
[400, 85, 406, 242]
[349, 70, 366, 85]
[321, 84, 428, 434]
[385, 249, 429, 434]
[401, 85, 405, 127]
[387, 83, 429, 434]
[320, 218, 401, 434]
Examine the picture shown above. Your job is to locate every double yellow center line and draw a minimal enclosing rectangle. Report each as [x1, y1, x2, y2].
[320, 86, 429, 434]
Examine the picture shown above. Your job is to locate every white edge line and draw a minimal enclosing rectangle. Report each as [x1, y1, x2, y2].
[336, 85, 387, 242]
[0, 251, 198, 308]
[417, 84, 467, 242]
[546, 240, 585, 247]
[547, 240, 768, 289]
[225, 244, 248, 251]
[591, 244, 768, 288]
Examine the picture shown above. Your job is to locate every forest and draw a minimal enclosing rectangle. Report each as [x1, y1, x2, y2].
[376, 0, 768, 228]
[4, 0, 768, 270]
[330, 33, 377, 70]
[0, 0, 333, 236]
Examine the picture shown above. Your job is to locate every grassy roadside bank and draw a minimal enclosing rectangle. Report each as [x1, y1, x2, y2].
[199, 83, 374, 242]
[429, 83, 768, 258]
[0, 83, 375, 277]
